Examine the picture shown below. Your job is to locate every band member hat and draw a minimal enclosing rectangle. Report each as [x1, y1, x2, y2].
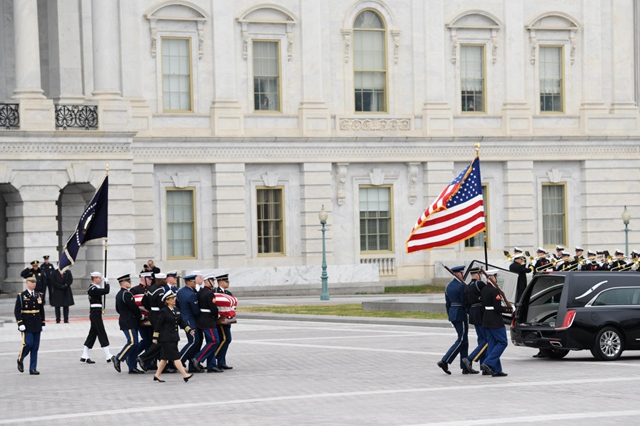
[215, 274, 229, 282]
[90, 271, 102, 277]
[154, 273, 166, 279]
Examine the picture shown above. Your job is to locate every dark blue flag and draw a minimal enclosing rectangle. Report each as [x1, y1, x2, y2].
[59, 175, 109, 271]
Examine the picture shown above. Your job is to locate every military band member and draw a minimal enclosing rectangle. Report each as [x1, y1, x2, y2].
[152, 291, 194, 383]
[20, 261, 45, 304]
[113, 274, 145, 374]
[480, 273, 512, 377]
[177, 273, 202, 372]
[554, 245, 565, 260]
[510, 254, 533, 303]
[533, 248, 550, 276]
[214, 273, 237, 371]
[193, 274, 221, 373]
[437, 265, 469, 375]
[80, 272, 113, 364]
[461, 268, 483, 374]
[631, 250, 640, 271]
[596, 251, 610, 271]
[581, 251, 599, 271]
[610, 249, 628, 271]
[15, 276, 46, 374]
[553, 251, 572, 272]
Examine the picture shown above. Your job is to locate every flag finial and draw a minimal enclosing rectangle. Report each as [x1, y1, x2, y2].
[475, 142, 480, 154]
[106, 163, 109, 175]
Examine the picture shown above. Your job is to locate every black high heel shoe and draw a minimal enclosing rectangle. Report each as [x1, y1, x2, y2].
[153, 375, 165, 383]
[183, 373, 194, 382]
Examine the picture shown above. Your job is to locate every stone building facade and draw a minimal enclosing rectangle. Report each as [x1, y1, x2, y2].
[0, 0, 639, 293]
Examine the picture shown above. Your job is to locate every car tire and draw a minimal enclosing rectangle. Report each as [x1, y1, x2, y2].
[546, 349, 570, 359]
[591, 326, 624, 361]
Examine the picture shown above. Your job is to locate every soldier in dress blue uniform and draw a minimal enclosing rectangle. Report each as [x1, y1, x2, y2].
[437, 265, 469, 375]
[80, 272, 113, 364]
[480, 274, 513, 377]
[462, 267, 485, 374]
[137, 272, 167, 371]
[112, 274, 145, 374]
[15, 275, 46, 374]
[177, 273, 202, 373]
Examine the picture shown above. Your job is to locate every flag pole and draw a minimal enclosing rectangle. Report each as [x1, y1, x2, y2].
[103, 163, 109, 314]
[475, 141, 489, 269]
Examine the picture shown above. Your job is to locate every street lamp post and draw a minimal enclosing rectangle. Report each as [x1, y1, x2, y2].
[622, 206, 631, 256]
[319, 205, 330, 300]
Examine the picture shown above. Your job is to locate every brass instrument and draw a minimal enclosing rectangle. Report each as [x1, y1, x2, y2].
[611, 258, 632, 271]
[503, 250, 513, 261]
[535, 256, 556, 272]
[525, 251, 535, 262]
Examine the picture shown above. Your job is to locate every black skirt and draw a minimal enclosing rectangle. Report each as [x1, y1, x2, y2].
[159, 341, 180, 361]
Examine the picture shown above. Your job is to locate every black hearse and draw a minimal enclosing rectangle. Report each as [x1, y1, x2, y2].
[510, 272, 640, 360]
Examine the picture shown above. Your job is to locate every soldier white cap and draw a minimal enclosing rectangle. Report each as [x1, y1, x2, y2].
[202, 273, 216, 281]
[140, 272, 152, 278]
[513, 247, 523, 253]
[154, 273, 167, 279]
[575, 246, 584, 251]
[556, 245, 565, 251]
[90, 271, 102, 277]
[485, 269, 499, 276]
[162, 291, 176, 301]
[588, 250, 596, 256]
[536, 247, 547, 253]
[561, 251, 571, 257]
[615, 249, 624, 256]
[513, 254, 526, 260]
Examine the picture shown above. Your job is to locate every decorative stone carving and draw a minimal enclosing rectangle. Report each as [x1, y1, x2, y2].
[237, 6, 297, 61]
[546, 169, 564, 183]
[171, 173, 191, 188]
[242, 28, 249, 60]
[198, 27, 204, 59]
[66, 163, 92, 183]
[261, 171, 279, 187]
[569, 30, 576, 64]
[526, 13, 580, 66]
[529, 32, 537, 65]
[369, 169, 385, 186]
[341, 29, 351, 63]
[339, 118, 411, 131]
[446, 12, 502, 64]
[491, 29, 498, 64]
[336, 163, 348, 206]
[391, 30, 400, 64]
[145, 2, 208, 59]
[450, 31, 458, 64]
[150, 28, 158, 58]
[407, 162, 420, 205]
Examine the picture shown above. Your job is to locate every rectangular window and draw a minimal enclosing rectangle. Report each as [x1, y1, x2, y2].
[167, 189, 196, 258]
[539, 46, 563, 113]
[542, 184, 566, 246]
[162, 38, 192, 112]
[359, 186, 392, 252]
[461, 45, 485, 113]
[465, 184, 489, 249]
[257, 187, 284, 255]
[253, 41, 280, 112]
[354, 31, 386, 112]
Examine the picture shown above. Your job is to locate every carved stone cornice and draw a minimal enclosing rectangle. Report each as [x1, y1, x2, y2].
[339, 118, 411, 131]
[0, 143, 130, 154]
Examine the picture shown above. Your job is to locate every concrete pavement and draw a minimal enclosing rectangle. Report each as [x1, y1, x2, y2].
[2, 295, 640, 425]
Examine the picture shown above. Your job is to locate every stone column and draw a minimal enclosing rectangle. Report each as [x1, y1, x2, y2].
[91, 0, 131, 130]
[12, 0, 54, 129]
[421, 0, 453, 136]
[210, 0, 243, 136]
[298, 2, 330, 136]
[502, 0, 531, 134]
[212, 164, 248, 267]
[300, 163, 333, 265]
[503, 161, 534, 248]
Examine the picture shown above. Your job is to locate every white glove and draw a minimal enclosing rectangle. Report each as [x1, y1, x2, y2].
[42, 326, 46, 332]
[104, 278, 109, 285]
[18, 325, 25, 331]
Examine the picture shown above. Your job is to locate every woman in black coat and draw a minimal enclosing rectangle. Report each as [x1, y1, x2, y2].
[51, 269, 74, 323]
[152, 291, 194, 383]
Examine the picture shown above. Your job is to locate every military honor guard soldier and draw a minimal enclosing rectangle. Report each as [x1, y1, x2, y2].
[20, 260, 46, 304]
[80, 272, 114, 364]
[136, 272, 168, 371]
[437, 265, 469, 375]
[192, 273, 221, 373]
[480, 270, 512, 377]
[177, 272, 202, 373]
[15, 275, 46, 375]
[113, 274, 146, 374]
[461, 268, 484, 374]
[213, 273, 237, 370]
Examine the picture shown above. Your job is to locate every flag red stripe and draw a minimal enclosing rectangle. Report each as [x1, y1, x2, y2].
[408, 208, 485, 241]
[407, 222, 487, 252]
[410, 199, 484, 230]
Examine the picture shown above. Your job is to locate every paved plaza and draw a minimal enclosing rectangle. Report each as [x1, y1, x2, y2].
[2, 297, 640, 425]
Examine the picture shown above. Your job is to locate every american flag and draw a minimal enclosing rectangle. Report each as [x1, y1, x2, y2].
[406, 156, 485, 253]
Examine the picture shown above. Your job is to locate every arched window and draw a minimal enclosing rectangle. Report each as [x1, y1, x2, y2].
[353, 10, 386, 112]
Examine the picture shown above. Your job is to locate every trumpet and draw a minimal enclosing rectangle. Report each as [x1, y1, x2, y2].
[611, 258, 632, 271]
[535, 257, 557, 272]
[503, 250, 513, 261]
[525, 251, 535, 262]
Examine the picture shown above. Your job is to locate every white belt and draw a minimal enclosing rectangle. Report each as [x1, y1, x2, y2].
[150, 307, 160, 311]
[201, 309, 211, 313]
[90, 304, 102, 308]
[485, 306, 494, 310]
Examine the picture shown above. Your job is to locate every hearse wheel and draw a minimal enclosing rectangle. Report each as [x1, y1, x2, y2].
[591, 326, 624, 361]
[541, 348, 570, 359]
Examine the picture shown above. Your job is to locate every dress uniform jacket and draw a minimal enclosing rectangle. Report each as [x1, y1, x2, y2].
[196, 287, 219, 329]
[481, 285, 511, 328]
[88, 282, 110, 308]
[147, 284, 165, 324]
[445, 279, 467, 323]
[533, 257, 550, 275]
[115, 288, 142, 331]
[153, 306, 191, 342]
[14, 290, 45, 332]
[509, 261, 532, 303]
[465, 279, 485, 325]
[176, 286, 200, 329]
[51, 270, 74, 307]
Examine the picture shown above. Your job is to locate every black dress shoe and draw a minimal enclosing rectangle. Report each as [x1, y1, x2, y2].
[191, 358, 203, 372]
[64, 320, 69, 323]
[462, 368, 479, 375]
[111, 356, 121, 373]
[29, 370, 40, 375]
[219, 364, 233, 370]
[153, 375, 165, 383]
[106, 358, 112, 363]
[436, 360, 451, 375]
[482, 370, 492, 376]
[183, 373, 193, 382]
[207, 367, 223, 373]
[461, 358, 479, 374]
[492, 371, 508, 377]
[136, 356, 148, 372]
[80, 358, 96, 364]
[17, 359, 24, 373]
[128, 369, 145, 374]
[480, 363, 496, 376]
[56, 320, 60, 324]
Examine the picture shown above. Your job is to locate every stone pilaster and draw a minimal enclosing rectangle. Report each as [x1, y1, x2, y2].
[610, 0, 640, 119]
[504, 161, 534, 249]
[212, 163, 247, 267]
[300, 163, 333, 265]
[12, 0, 54, 130]
[104, 164, 136, 278]
[421, 0, 452, 136]
[132, 163, 155, 263]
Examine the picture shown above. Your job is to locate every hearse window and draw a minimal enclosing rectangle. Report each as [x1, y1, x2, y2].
[592, 288, 640, 306]
[525, 275, 565, 324]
